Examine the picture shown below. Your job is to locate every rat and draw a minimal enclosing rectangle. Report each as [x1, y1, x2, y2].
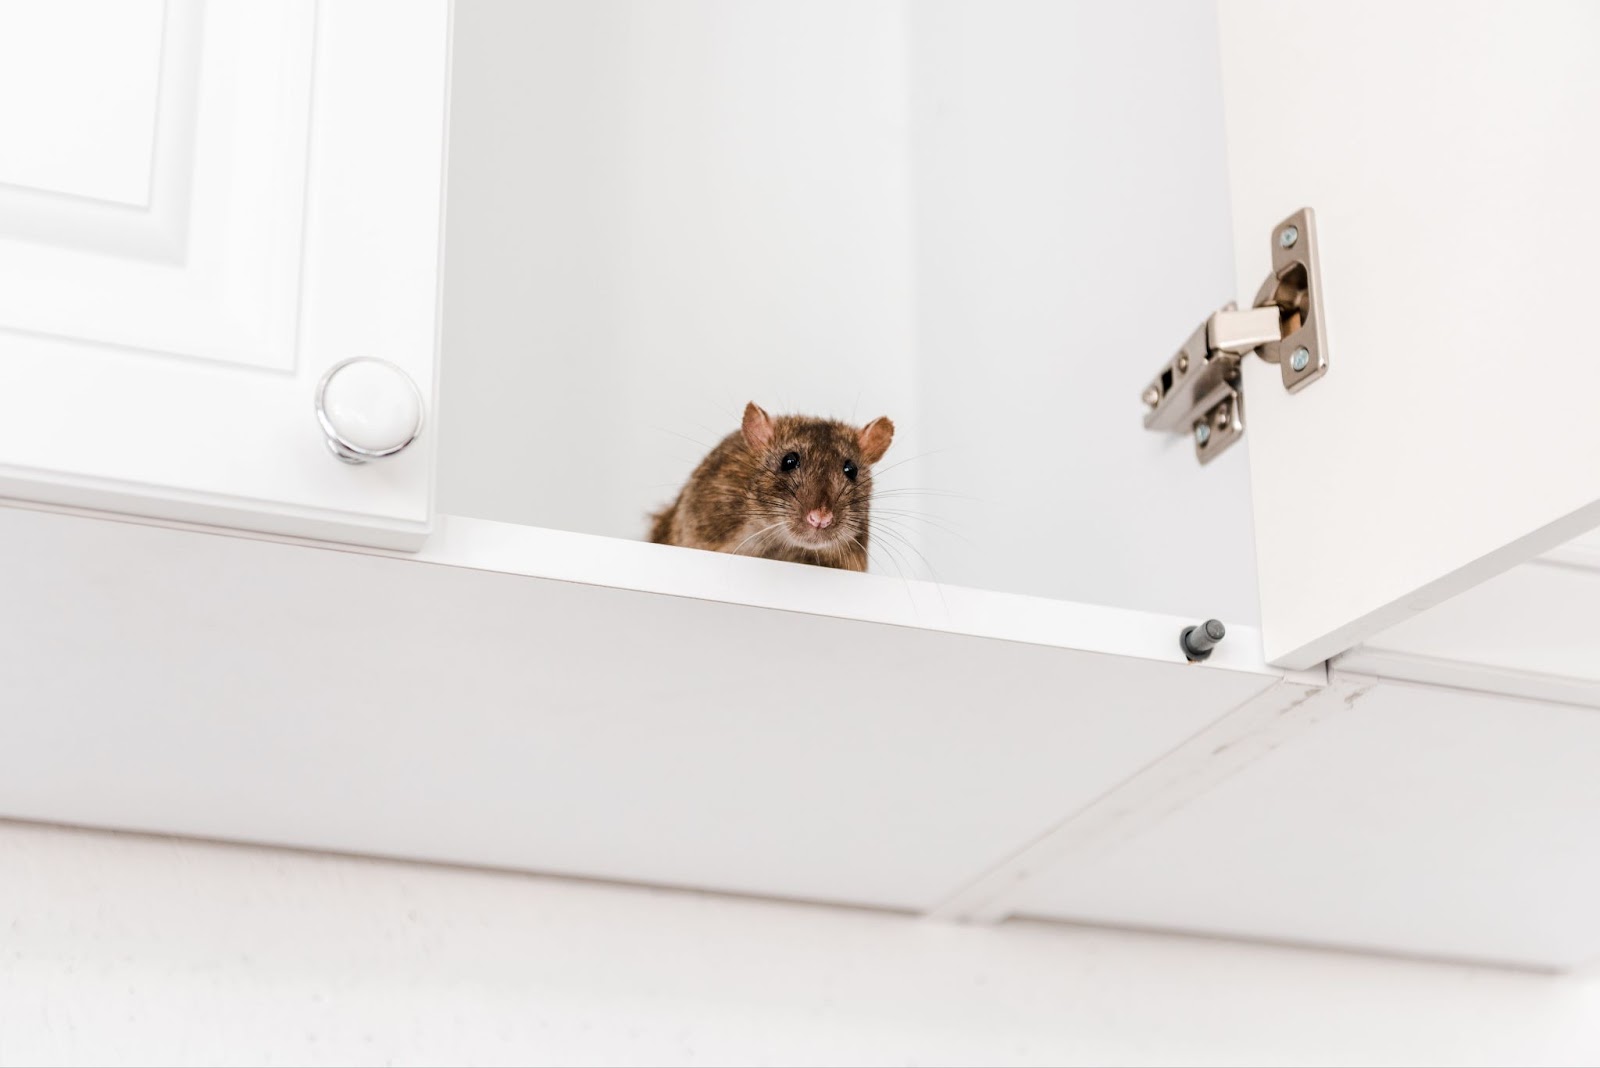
[649, 402, 895, 572]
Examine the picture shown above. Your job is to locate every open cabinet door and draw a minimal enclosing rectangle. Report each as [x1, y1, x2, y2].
[1218, 2, 1600, 668]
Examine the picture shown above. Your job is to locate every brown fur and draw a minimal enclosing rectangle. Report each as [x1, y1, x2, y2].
[649, 403, 894, 572]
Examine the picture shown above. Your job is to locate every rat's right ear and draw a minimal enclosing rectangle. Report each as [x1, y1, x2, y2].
[858, 415, 895, 463]
[742, 402, 774, 450]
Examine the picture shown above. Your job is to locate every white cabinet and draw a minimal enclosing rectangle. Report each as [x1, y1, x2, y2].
[0, 505, 1294, 912]
[0, 0, 449, 548]
[2, 1, 1599, 969]
[1002, 676, 1600, 970]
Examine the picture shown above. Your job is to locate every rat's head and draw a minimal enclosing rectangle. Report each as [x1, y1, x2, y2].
[739, 402, 894, 554]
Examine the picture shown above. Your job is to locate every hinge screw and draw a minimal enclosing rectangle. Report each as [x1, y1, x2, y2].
[1194, 422, 1211, 446]
[1279, 225, 1299, 249]
[1142, 386, 1160, 408]
[1290, 346, 1310, 372]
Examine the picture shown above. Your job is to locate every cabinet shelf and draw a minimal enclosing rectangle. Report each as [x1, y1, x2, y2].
[0, 503, 1288, 913]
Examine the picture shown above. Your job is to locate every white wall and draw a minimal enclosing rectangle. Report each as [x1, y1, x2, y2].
[5, 819, 1600, 1068]
[437, 0, 919, 559]
[905, 0, 1249, 620]
[437, 0, 1259, 624]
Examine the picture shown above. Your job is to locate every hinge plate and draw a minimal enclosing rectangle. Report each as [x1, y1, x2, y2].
[1140, 207, 1328, 464]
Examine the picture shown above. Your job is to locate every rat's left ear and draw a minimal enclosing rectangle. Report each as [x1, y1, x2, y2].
[858, 416, 894, 463]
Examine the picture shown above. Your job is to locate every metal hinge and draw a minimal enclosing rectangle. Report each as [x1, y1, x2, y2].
[1141, 207, 1328, 464]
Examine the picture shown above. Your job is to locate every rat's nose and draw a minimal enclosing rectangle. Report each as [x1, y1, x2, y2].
[806, 508, 834, 530]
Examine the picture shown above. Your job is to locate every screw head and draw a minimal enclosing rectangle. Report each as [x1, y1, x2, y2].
[1142, 385, 1160, 407]
[1194, 423, 1211, 446]
[1290, 346, 1310, 372]
[1279, 225, 1299, 249]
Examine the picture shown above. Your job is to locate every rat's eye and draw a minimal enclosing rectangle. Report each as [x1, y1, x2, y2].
[781, 451, 800, 472]
[843, 460, 858, 481]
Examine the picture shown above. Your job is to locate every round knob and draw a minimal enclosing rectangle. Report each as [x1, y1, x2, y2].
[314, 358, 424, 464]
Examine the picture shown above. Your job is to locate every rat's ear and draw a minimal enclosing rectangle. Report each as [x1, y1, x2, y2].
[858, 416, 894, 463]
[742, 402, 775, 450]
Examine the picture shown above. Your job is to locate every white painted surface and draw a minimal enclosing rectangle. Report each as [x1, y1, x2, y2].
[932, 674, 1326, 924]
[0, 0, 450, 548]
[437, 0, 1257, 624]
[409, 514, 1276, 670]
[1220, 1, 1600, 666]
[0, 504, 1277, 912]
[1009, 679, 1600, 970]
[905, 0, 1251, 623]
[1545, 527, 1600, 572]
[0, 0, 166, 205]
[1341, 558, 1600, 709]
[7, 820, 1600, 1068]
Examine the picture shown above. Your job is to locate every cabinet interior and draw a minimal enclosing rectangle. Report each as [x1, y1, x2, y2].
[430, 0, 1261, 629]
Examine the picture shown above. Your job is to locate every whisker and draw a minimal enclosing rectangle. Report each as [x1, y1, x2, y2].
[869, 524, 951, 617]
[727, 521, 790, 557]
[862, 487, 981, 502]
[845, 528, 920, 616]
[861, 447, 960, 482]
[868, 509, 974, 544]
[648, 425, 715, 451]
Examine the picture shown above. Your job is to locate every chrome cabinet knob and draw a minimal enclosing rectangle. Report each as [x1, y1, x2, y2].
[314, 358, 424, 464]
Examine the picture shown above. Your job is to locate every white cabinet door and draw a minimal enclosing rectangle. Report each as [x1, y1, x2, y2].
[1221, 1, 1600, 667]
[0, 0, 449, 549]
